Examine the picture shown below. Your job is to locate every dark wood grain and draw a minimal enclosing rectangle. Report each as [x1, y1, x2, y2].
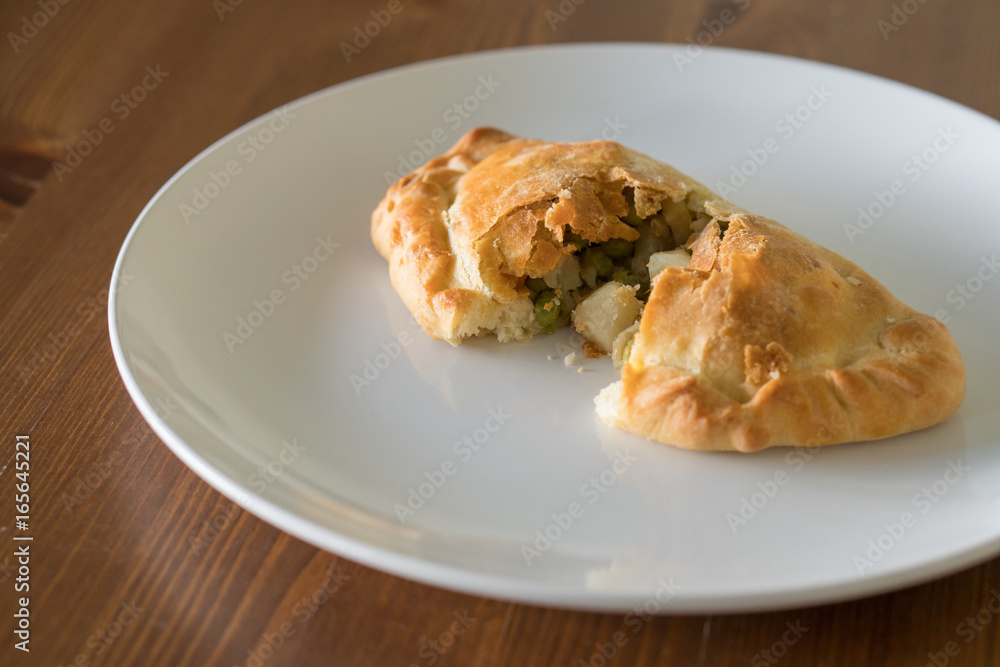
[1, 0, 998, 665]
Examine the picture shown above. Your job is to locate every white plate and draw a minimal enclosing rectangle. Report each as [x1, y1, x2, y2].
[109, 44, 1000, 613]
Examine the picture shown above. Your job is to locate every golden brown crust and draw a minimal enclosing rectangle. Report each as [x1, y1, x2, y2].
[596, 215, 966, 452]
[371, 127, 719, 344]
[373, 127, 965, 451]
[371, 128, 521, 344]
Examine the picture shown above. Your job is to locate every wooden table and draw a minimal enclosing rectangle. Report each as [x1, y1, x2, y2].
[2, 0, 997, 665]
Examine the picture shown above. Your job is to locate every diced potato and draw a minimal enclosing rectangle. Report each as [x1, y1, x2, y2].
[662, 197, 693, 245]
[685, 189, 712, 214]
[649, 214, 673, 245]
[611, 321, 640, 369]
[630, 222, 667, 284]
[543, 254, 583, 291]
[571, 281, 642, 354]
[691, 213, 713, 234]
[647, 249, 691, 280]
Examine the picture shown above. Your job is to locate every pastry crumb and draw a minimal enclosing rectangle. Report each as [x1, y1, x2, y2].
[846, 275, 862, 286]
[582, 340, 605, 358]
[577, 366, 586, 373]
[563, 352, 577, 366]
[547, 354, 555, 360]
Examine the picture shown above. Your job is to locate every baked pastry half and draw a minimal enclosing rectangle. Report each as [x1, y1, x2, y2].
[372, 128, 965, 452]
[371, 127, 721, 344]
[595, 214, 965, 452]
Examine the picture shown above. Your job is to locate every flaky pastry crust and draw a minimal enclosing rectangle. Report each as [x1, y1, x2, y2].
[595, 214, 965, 452]
[371, 127, 721, 344]
[373, 128, 965, 452]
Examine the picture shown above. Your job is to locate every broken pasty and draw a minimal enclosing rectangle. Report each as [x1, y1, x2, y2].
[371, 127, 717, 344]
[371, 128, 965, 452]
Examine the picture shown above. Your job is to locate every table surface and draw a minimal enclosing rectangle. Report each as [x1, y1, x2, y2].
[2, 0, 998, 665]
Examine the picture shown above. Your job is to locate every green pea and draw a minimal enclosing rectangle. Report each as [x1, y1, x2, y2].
[612, 269, 639, 287]
[622, 203, 644, 227]
[526, 277, 548, 293]
[582, 248, 614, 278]
[565, 231, 589, 249]
[601, 238, 634, 259]
[534, 290, 562, 329]
[622, 338, 634, 364]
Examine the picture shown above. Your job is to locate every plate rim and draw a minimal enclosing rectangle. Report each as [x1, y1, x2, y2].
[108, 41, 1000, 613]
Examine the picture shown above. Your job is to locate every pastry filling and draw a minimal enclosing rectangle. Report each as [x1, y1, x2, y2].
[518, 187, 708, 364]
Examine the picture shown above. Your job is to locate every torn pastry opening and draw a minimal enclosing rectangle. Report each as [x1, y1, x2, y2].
[510, 185, 713, 365]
